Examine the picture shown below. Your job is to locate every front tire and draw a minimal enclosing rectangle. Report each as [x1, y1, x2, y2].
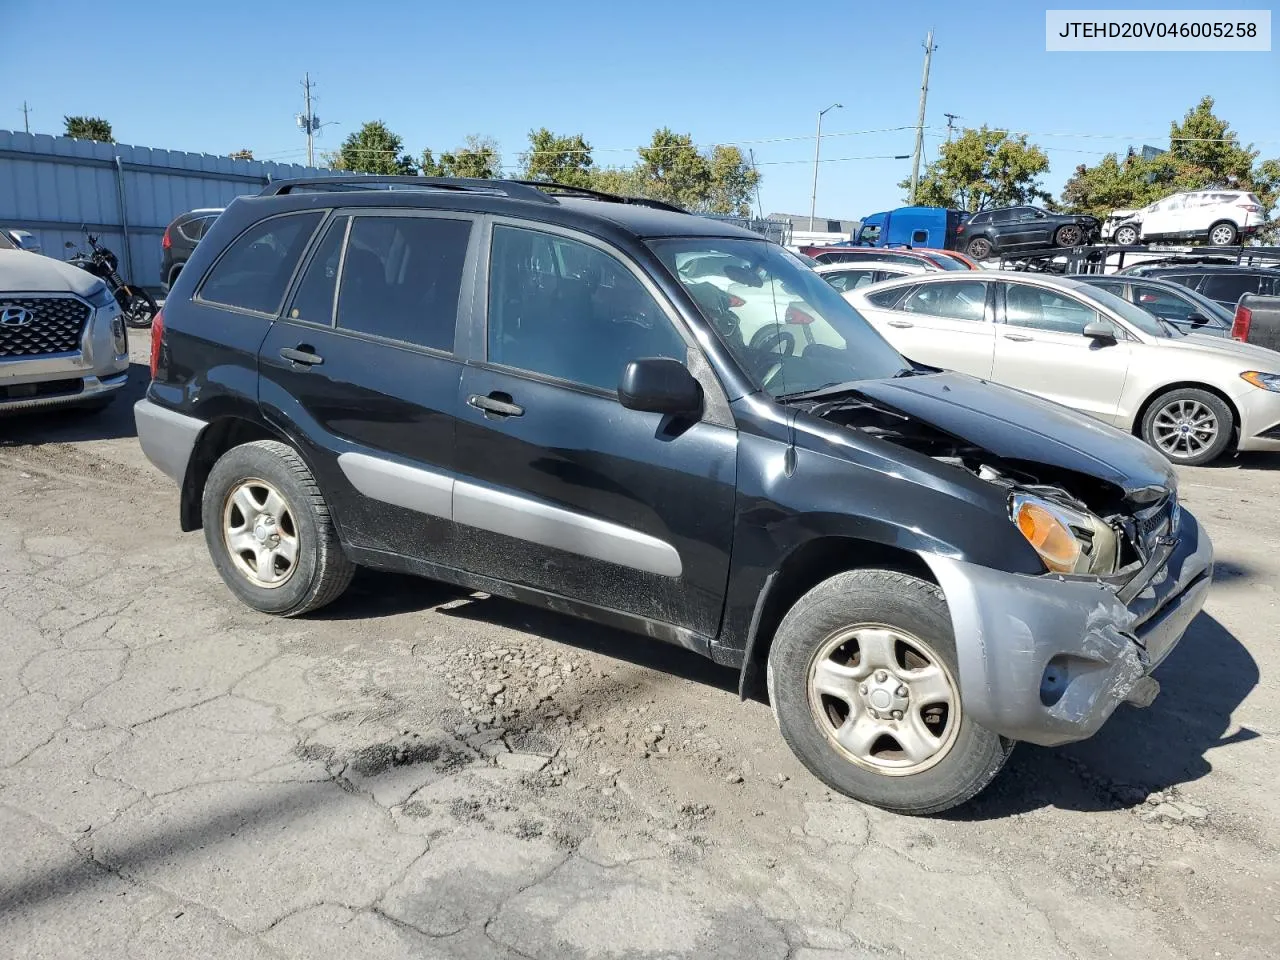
[767, 569, 1012, 815]
[1113, 224, 1139, 246]
[1054, 224, 1085, 247]
[1140, 388, 1234, 466]
[120, 286, 158, 328]
[202, 440, 355, 616]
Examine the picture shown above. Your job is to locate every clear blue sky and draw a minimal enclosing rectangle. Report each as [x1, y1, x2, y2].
[5, 0, 1278, 218]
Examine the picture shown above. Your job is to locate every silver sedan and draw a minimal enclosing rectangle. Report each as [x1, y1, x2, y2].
[845, 271, 1280, 465]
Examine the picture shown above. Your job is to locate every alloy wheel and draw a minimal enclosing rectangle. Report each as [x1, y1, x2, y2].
[222, 478, 300, 588]
[807, 623, 961, 776]
[1057, 225, 1084, 246]
[1209, 224, 1236, 246]
[1152, 399, 1219, 459]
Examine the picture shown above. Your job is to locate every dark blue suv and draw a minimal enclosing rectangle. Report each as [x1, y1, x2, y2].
[134, 176, 1212, 815]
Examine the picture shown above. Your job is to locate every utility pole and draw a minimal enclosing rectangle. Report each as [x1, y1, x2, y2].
[20, 101, 31, 134]
[944, 113, 960, 143]
[908, 29, 936, 206]
[296, 74, 320, 167]
[748, 148, 764, 220]
[809, 102, 842, 231]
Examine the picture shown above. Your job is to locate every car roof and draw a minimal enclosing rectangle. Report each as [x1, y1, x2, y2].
[1137, 264, 1274, 275]
[864, 270, 1093, 290]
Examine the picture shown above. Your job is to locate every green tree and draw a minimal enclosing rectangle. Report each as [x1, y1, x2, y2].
[421, 135, 501, 179]
[228, 148, 254, 161]
[520, 128, 594, 188]
[1060, 149, 1162, 219]
[705, 144, 759, 216]
[636, 128, 711, 208]
[904, 126, 1050, 211]
[588, 166, 647, 197]
[333, 121, 417, 175]
[1166, 95, 1258, 189]
[63, 116, 113, 142]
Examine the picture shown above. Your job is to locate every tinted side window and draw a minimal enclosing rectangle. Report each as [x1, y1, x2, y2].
[989, 210, 1015, 224]
[488, 225, 686, 393]
[1200, 273, 1261, 304]
[902, 280, 988, 322]
[177, 217, 204, 243]
[335, 215, 471, 351]
[200, 212, 323, 315]
[866, 285, 911, 308]
[1159, 273, 1202, 291]
[287, 216, 347, 326]
[1004, 284, 1098, 335]
[968, 213, 991, 226]
[824, 269, 878, 292]
[1132, 283, 1195, 321]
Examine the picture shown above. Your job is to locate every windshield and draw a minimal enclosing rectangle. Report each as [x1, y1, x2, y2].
[1084, 284, 1172, 337]
[651, 238, 910, 396]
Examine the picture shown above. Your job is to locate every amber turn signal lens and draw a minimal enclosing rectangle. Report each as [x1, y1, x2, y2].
[1014, 501, 1081, 573]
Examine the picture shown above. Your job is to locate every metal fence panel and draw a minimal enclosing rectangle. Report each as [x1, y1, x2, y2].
[0, 130, 342, 290]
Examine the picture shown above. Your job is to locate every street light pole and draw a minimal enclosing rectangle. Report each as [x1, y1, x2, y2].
[809, 102, 842, 231]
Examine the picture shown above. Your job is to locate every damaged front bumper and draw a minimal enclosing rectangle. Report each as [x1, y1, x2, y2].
[920, 508, 1213, 747]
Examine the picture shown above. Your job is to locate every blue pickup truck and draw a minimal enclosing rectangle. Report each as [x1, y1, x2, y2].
[854, 206, 969, 250]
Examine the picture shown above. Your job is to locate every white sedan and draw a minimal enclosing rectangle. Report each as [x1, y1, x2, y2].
[847, 271, 1280, 465]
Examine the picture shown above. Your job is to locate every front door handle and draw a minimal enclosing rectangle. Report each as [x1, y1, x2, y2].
[468, 393, 524, 418]
[887, 320, 914, 329]
[1002, 333, 1034, 342]
[280, 345, 324, 366]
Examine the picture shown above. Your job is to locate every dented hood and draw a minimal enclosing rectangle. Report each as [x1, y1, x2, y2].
[853, 372, 1175, 502]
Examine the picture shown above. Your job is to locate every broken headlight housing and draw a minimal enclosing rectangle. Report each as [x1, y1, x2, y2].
[1009, 492, 1119, 576]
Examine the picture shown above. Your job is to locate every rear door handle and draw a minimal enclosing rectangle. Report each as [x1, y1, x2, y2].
[280, 345, 324, 366]
[1002, 333, 1034, 342]
[887, 320, 914, 328]
[468, 393, 524, 418]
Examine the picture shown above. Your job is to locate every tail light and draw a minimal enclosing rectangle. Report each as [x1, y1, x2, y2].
[956, 224, 966, 234]
[1237, 203, 1262, 213]
[785, 304, 816, 326]
[162, 225, 171, 250]
[728, 294, 746, 308]
[149, 309, 164, 377]
[1231, 304, 1252, 342]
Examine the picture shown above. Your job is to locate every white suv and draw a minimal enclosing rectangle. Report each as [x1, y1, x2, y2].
[1112, 190, 1264, 247]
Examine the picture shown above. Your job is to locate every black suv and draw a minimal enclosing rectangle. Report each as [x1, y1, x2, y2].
[1115, 263, 1280, 310]
[160, 207, 223, 292]
[957, 206, 1099, 260]
[135, 176, 1212, 814]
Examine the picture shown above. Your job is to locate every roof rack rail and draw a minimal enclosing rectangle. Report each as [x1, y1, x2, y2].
[259, 175, 556, 204]
[505, 179, 687, 214]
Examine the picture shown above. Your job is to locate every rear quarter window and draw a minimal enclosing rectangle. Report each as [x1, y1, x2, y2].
[198, 212, 324, 315]
[866, 285, 913, 308]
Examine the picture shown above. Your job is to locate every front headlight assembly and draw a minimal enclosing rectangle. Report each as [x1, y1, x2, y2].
[1240, 371, 1280, 393]
[1010, 492, 1119, 576]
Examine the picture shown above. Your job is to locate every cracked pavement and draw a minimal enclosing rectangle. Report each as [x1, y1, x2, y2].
[1, 339, 1278, 959]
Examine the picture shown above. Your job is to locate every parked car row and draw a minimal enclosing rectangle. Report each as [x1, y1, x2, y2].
[134, 174, 1217, 817]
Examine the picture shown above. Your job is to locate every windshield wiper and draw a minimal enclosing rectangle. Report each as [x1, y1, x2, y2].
[776, 368, 917, 403]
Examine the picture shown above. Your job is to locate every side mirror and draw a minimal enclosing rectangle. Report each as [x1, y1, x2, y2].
[618, 358, 702, 418]
[1186, 313, 1210, 326]
[1083, 320, 1118, 342]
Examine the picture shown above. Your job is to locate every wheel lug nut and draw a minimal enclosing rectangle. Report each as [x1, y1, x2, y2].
[891, 710, 903, 720]
[875, 670, 888, 683]
[896, 685, 908, 697]
[859, 684, 868, 695]
[868, 710, 879, 720]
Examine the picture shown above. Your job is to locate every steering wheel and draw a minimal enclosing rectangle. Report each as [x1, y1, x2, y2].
[748, 326, 795, 358]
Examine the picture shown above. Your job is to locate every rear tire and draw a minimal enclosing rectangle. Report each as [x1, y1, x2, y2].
[767, 569, 1012, 815]
[1207, 221, 1238, 246]
[202, 440, 355, 616]
[966, 237, 992, 260]
[1140, 387, 1233, 466]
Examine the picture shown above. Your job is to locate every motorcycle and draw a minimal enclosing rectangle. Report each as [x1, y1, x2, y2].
[65, 231, 158, 329]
